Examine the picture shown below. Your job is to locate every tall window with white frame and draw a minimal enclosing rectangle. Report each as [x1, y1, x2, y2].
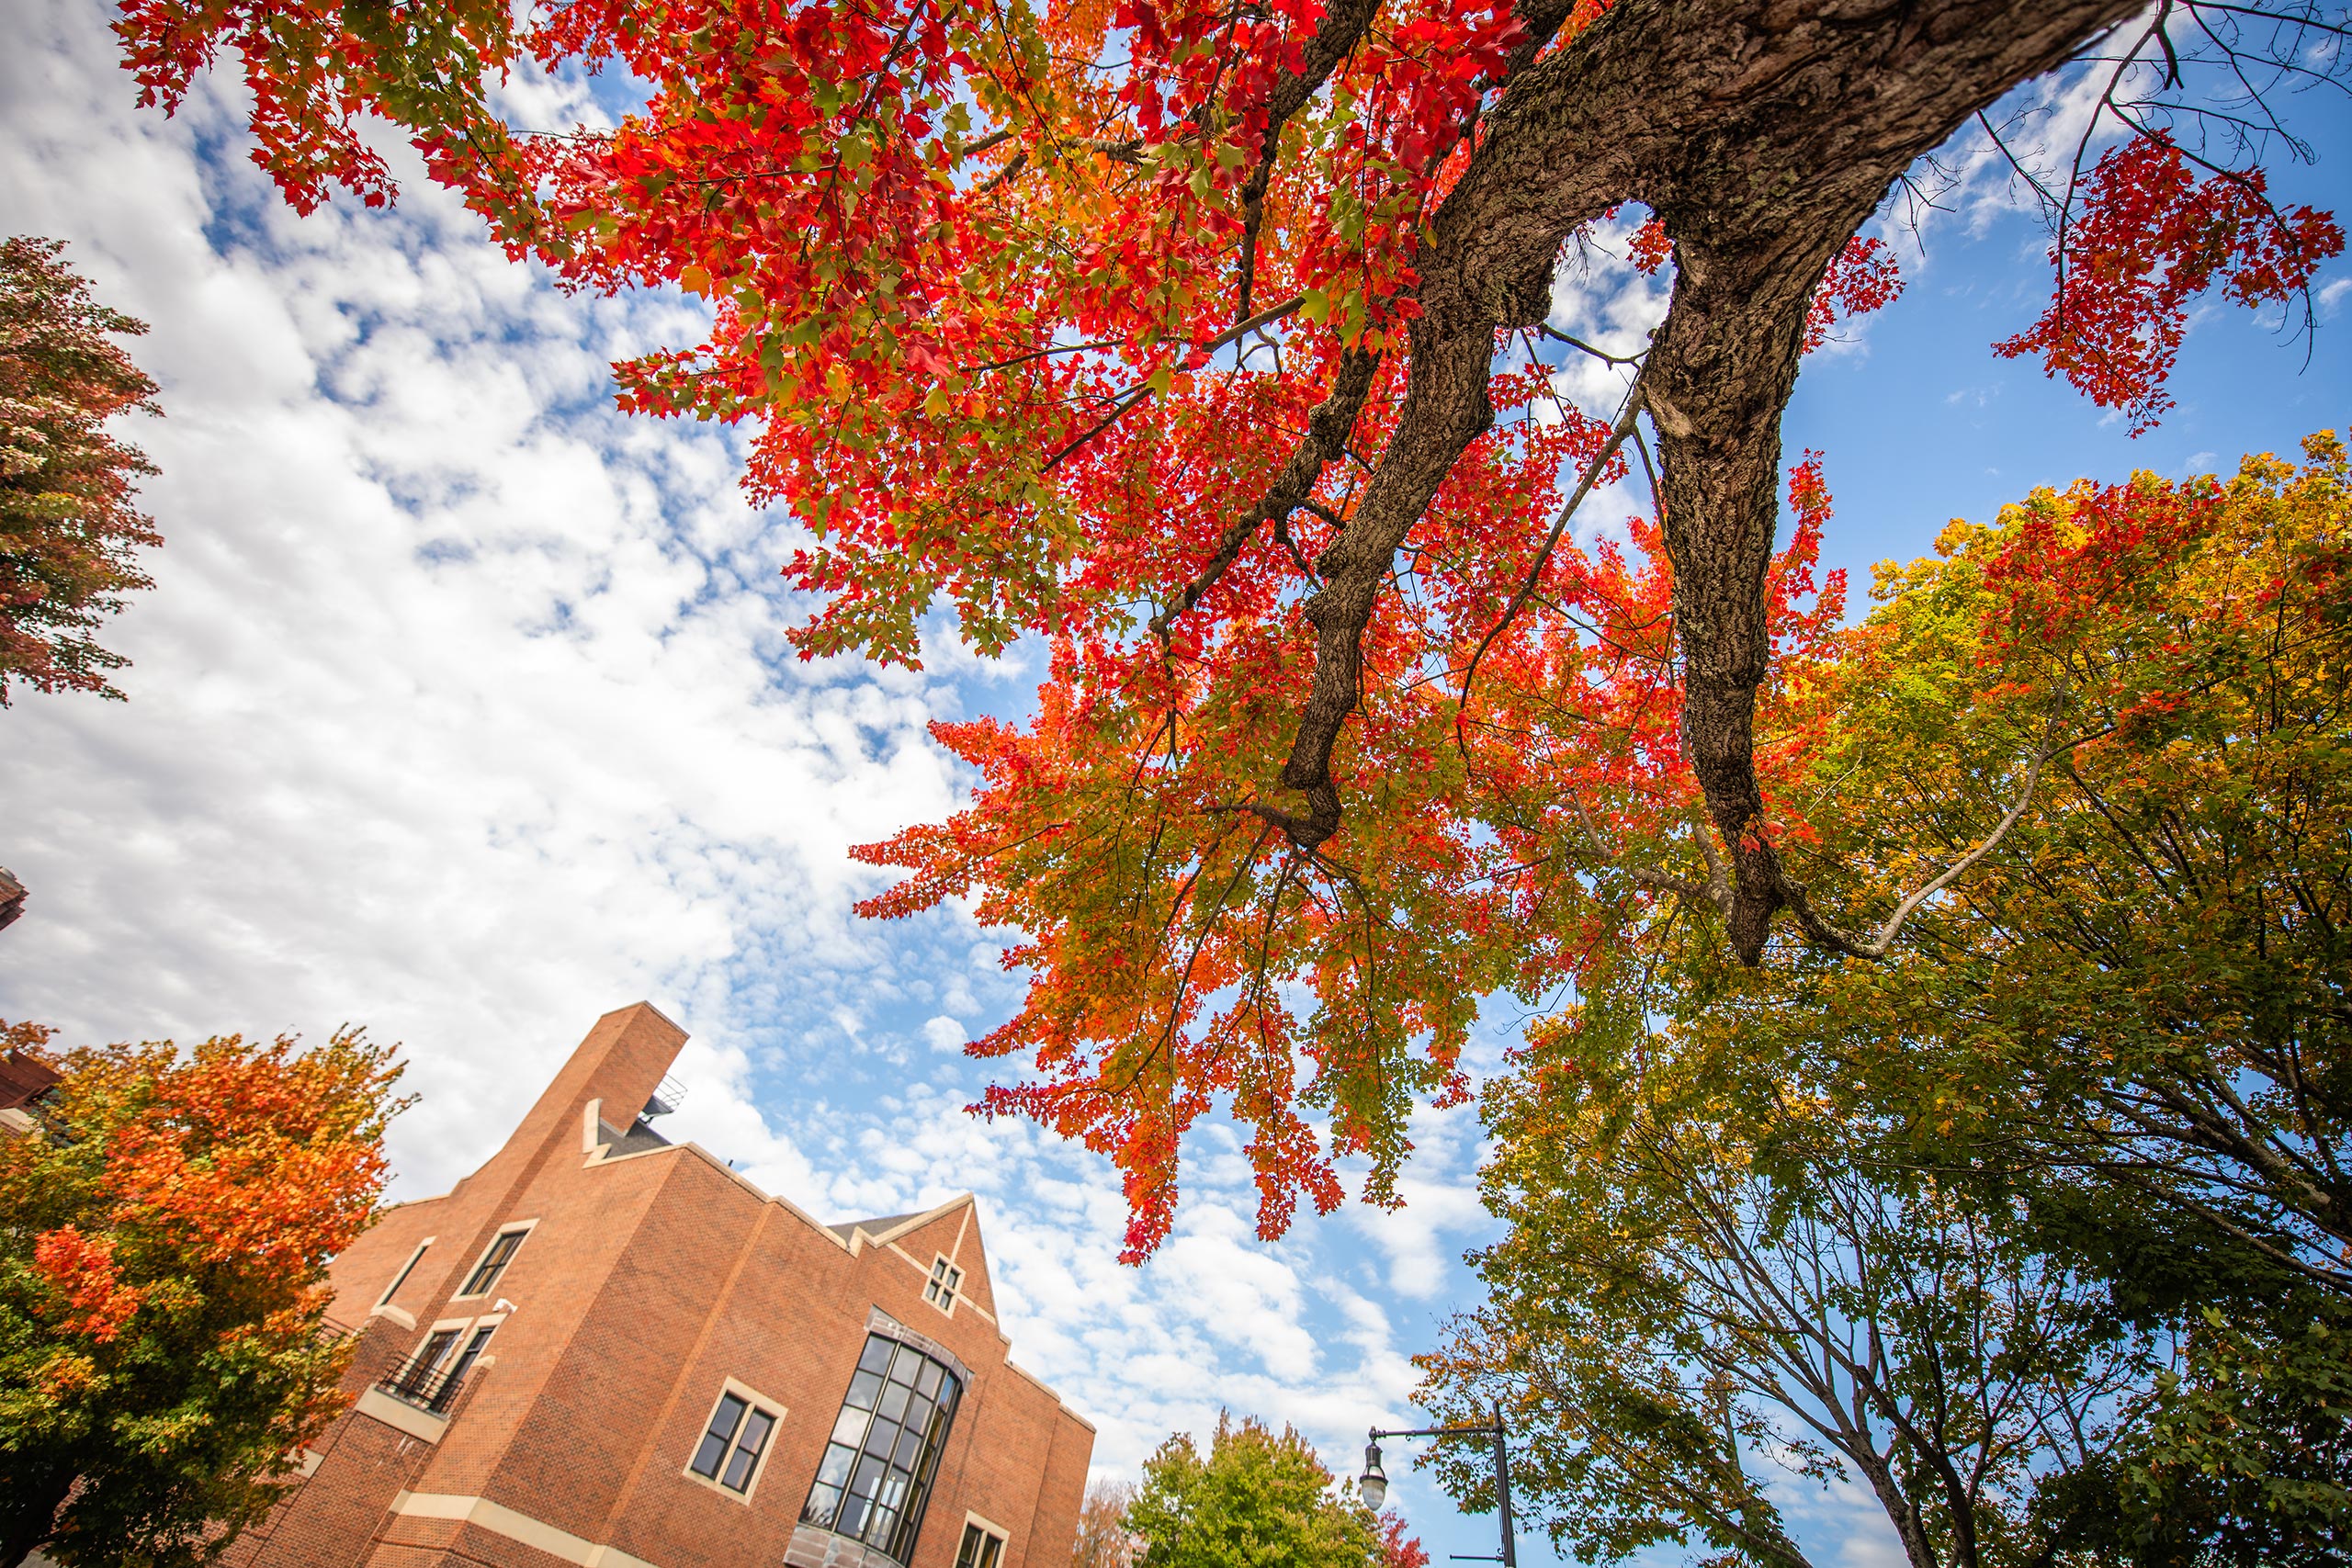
[802, 1335, 964, 1563]
[377, 1238, 432, 1306]
[459, 1225, 529, 1298]
[689, 1388, 779, 1496]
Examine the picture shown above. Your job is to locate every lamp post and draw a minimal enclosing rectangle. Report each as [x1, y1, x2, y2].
[1358, 1408, 1515, 1568]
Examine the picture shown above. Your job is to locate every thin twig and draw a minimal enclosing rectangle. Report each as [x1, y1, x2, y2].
[1455, 376, 1646, 720]
[1536, 323, 1647, 367]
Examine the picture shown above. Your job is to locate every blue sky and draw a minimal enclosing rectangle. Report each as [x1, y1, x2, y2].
[1, 7, 2347, 1568]
[1786, 92, 2352, 590]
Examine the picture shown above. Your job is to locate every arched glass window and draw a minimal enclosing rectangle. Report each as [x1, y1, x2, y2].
[802, 1333, 964, 1564]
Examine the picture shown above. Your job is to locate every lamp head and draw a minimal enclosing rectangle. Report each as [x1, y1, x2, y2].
[1359, 1440, 1387, 1511]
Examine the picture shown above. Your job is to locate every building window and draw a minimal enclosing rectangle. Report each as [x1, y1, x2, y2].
[389, 1327, 461, 1404]
[956, 1521, 1007, 1568]
[378, 1239, 433, 1307]
[924, 1256, 962, 1313]
[457, 1225, 530, 1298]
[689, 1386, 780, 1498]
[802, 1334, 965, 1563]
[384, 1318, 497, 1412]
[431, 1323, 497, 1412]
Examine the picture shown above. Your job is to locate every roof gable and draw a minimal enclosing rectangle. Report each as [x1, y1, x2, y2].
[833, 1195, 998, 1323]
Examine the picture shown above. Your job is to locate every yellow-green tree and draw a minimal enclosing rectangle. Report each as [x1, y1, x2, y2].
[1747, 434, 2352, 1556]
[1418, 1018, 2150, 1568]
[1430, 435, 2352, 1564]
[1129, 1416, 1408, 1568]
[1772, 433, 2351, 1287]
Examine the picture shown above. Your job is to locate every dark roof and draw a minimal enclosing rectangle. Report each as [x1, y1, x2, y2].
[596, 1117, 672, 1156]
[0, 1049, 61, 1112]
[827, 1211, 925, 1244]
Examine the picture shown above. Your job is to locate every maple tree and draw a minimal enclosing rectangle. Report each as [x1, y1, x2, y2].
[0, 236, 162, 704]
[113, 0, 2346, 1253]
[0, 1019, 408, 1568]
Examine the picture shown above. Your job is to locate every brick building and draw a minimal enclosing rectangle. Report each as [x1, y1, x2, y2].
[0, 1043, 61, 1132]
[234, 1003, 1093, 1568]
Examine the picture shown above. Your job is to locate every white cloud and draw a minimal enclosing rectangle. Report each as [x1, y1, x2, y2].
[0, 2, 986, 1144]
[1546, 211, 1668, 424]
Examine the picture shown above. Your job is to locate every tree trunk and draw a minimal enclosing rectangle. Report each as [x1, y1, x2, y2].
[1265, 0, 2150, 962]
[1647, 239, 1823, 963]
[1847, 1442, 1944, 1568]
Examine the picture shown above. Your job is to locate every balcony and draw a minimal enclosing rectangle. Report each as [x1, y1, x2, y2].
[377, 1347, 471, 1414]
[352, 1345, 480, 1443]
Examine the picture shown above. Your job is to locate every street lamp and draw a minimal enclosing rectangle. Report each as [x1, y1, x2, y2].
[1358, 1409, 1515, 1568]
[1360, 1442, 1389, 1509]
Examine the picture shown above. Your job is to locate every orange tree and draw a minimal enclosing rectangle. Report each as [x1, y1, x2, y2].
[0, 1021, 407, 1568]
[0, 237, 162, 703]
[113, 0, 2346, 1252]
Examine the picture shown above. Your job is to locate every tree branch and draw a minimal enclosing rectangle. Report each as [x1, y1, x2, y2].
[1781, 708, 2071, 961]
[1149, 349, 1379, 640]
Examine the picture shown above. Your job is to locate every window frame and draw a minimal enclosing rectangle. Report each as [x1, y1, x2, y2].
[377, 1236, 435, 1308]
[923, 1254, 963, 1316]
[389, 1308, 507, 1410]
[431, 1321, 499, 1413]
[800, 1332, 965, 1563]
[683, 1378, 786, 1505]
[450, 1220, 537, 1302]
[956, 1516, 1010, 1568]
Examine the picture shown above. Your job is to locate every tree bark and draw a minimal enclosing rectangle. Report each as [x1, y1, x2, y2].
[1268, 0, 2147, 961]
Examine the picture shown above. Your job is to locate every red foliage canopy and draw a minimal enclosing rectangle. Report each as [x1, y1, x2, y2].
[1998, 137, 2342, 433]
[110, 0, 2344, 1253]
[0, 236, 162, 702]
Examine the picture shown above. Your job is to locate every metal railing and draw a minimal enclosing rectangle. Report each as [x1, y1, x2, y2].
[375, 1347, 473, 1415]
[642, 1072, 688, 1119]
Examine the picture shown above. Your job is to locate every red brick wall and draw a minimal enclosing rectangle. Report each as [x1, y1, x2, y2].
[324, 1002, 690, 1332]
[221, 1317, 462, 1568]
[257, 1008, 1094, 1568]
